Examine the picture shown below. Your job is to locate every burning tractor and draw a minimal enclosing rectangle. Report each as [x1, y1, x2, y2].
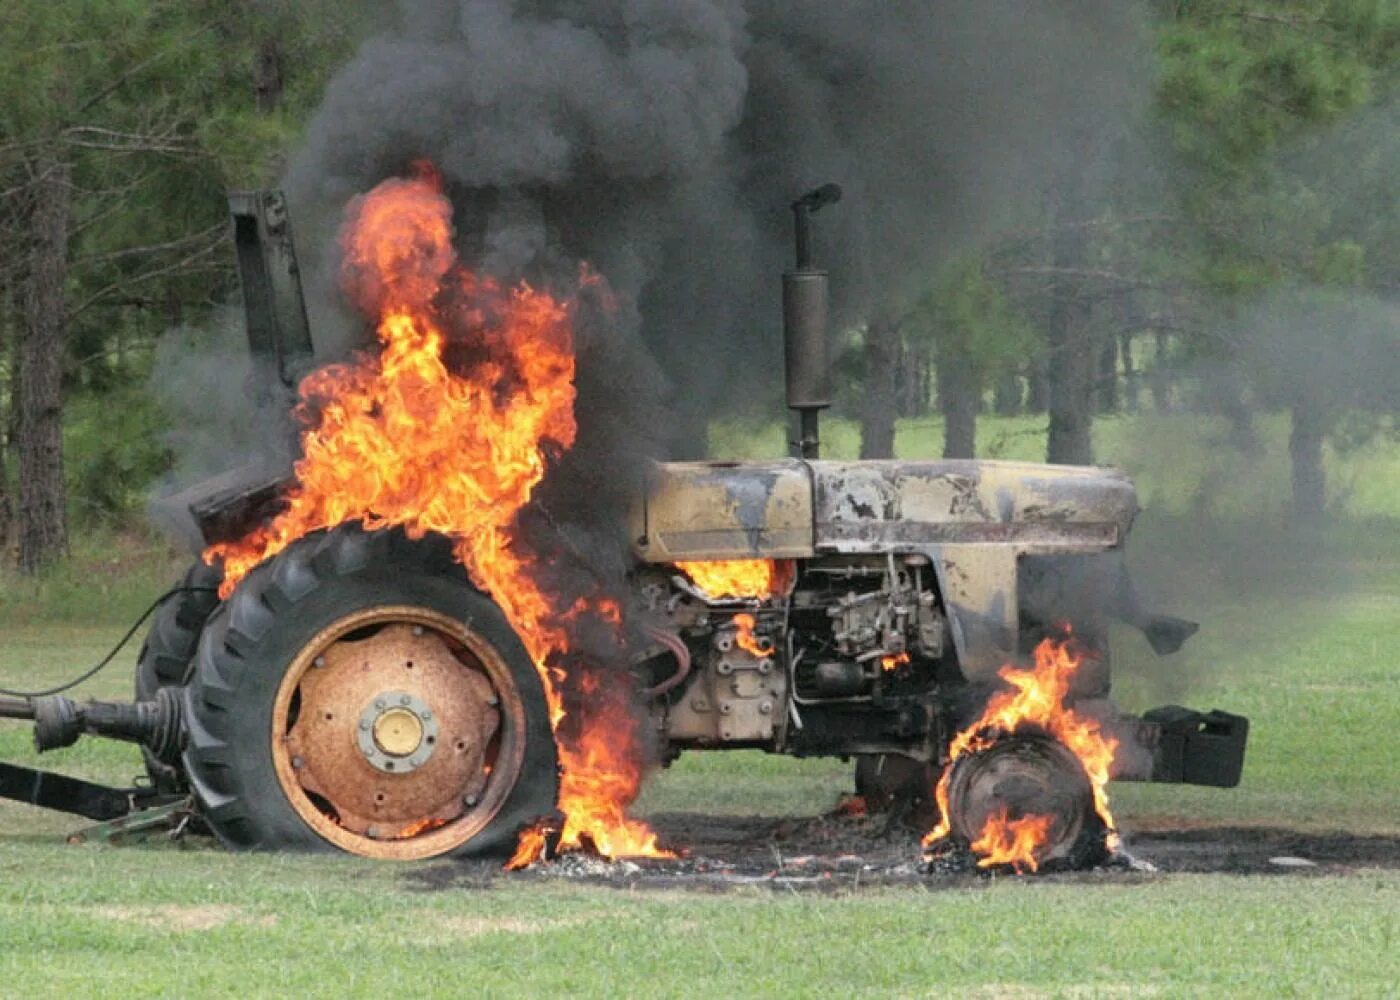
[0, 174, 1248, 873]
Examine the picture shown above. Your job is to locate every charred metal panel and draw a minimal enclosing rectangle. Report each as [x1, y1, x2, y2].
[631, 461, 815, 562]
[810, 459, 1136, 553]
[927, 544, 1019, 681]
[808, 460, 1136, 679]
[149, 462, 292, 551]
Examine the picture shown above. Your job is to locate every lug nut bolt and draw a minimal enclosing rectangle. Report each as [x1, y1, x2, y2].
[291, 756, 304, 769]
[464, 794, 478, 807]
[400, 695, 411, 706]
[374, 698, 386, 710]
[313, 655, 326, 668]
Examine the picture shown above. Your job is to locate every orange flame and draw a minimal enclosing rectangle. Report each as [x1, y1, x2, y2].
[880, 652, 910, 672]
[205, 167, 666, 865]
[505, 818, 554, 870]
[732, 613, 773, 659]
[676, 559, 788, 600]
[395, 817, 448, 840]
[922, 631, 1120, 867]
[970, 809, 1054, 874]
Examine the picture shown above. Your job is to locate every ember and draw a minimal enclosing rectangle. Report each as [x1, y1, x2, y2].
[395, 817, 449, 840]
[880, 652, 910, 672]
[922, 631, 1120, 871]
[205, 165, 666, 866]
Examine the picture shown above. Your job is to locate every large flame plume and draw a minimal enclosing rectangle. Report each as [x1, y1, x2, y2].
[676, 559, 790, 601]
[922, 632, 1120, 872]
[206, 166, 666, 865]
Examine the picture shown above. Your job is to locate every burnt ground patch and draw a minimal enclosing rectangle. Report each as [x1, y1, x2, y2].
[403, 811, 1400, 893]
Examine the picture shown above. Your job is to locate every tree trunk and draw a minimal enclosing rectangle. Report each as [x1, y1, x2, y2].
[937, 351, 978, 459]
[918, 350, 933, 417]
[1289, 400, 1326, 527]
[1095, 334, 1119, 414]
[254, 36, 284, 113]
[0, 285, 12, 551]
[993, 370, 1022, 415]
[859, 314, 900, 459]
[1025, 355, 1048, 414]
[1150, 330, 1172, 412]
[17, 155, 72, 572]
[1045, 193, 1096, 466]
[1119, 333, 1138, 413]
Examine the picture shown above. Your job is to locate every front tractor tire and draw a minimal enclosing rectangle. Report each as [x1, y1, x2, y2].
[182, 525, 558, 860]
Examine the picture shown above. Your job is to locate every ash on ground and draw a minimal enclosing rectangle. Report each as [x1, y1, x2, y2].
[402, 809, 1400, 894]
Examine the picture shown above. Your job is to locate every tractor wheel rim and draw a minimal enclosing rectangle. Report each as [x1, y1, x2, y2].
[270, 605, 527, 860]
[945, 734, 1093, 868]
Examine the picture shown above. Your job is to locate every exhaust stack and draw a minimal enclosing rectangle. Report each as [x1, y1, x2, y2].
[784, 184, 841, 459]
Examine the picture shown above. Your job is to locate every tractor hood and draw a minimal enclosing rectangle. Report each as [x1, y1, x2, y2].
[631, 458, 1138, 563]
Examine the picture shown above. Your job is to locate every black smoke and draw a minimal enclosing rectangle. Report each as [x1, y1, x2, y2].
[283, 1, 1149, 456]
[268, 3, 1151, 735]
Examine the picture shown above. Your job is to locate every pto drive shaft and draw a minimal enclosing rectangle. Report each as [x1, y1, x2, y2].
[0, 688, 184, 764]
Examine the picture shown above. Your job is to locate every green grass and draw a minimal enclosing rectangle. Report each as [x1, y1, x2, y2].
[0, 846, 1394, 998]
[0, 414, 1397, 997]
[0, 527, 185, 628]
[1, 533, 1397, 997]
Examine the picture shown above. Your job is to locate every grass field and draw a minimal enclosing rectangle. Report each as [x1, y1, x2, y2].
[0, 415, 1397, 998]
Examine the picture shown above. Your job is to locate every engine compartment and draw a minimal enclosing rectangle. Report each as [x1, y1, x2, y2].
[636, 554, 958, 761]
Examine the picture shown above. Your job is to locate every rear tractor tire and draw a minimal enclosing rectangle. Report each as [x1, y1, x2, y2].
[181, 525, 558, 860]
[134, 559, 224, 792]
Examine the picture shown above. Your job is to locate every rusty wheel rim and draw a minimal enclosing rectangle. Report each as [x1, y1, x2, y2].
[271, 605, 528, 859]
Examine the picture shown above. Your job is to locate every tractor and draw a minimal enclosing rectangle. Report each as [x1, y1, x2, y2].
[0, 186, 1247, 865]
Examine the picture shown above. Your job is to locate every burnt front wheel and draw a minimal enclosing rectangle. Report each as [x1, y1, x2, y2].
[182, 525, 558, 860]
[944, 735, 1108, 870]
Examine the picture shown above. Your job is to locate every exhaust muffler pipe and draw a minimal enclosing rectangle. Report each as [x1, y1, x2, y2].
[784, 183, 841, 460]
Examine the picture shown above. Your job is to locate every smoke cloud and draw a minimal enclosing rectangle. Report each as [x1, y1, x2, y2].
[282, 0, 1149, 453]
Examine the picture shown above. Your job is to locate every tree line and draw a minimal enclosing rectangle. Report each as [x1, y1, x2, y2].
[0, 1, 1395, 574]
[852, 0, 1398, 528]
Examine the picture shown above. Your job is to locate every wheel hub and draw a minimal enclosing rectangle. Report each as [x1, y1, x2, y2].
[373, 707, 422, 756]
[358, 692, 439, 772]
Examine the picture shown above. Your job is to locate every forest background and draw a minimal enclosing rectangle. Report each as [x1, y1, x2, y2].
[0, 0, 1395, 576]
